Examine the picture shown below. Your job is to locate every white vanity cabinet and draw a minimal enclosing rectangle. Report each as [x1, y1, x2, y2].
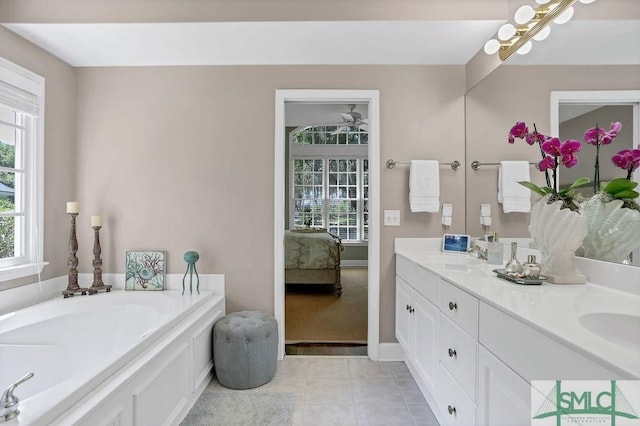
[395, 256, 440, 400]
[395, 242, 638, 426]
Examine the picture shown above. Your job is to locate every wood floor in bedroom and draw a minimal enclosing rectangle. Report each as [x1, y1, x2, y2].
[285, 267, 368, 356]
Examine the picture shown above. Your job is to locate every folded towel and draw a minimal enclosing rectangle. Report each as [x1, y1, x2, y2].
[498, 161, 531, 213]
[410, 160, 440, 213]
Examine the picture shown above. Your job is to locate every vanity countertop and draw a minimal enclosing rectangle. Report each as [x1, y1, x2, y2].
[395, 238, 640, 379]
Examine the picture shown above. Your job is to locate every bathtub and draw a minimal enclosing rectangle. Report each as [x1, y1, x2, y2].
[0, 289, 225, 425]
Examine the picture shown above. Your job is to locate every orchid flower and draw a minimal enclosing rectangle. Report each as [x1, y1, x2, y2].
[508, 121, 588, 211]
[612, 148, 640, 180]
[584, 122, 623, 192]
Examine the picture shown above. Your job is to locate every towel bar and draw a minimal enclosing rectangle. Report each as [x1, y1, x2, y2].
[386, 159, 460, 170]
[471, 160, 538, 171]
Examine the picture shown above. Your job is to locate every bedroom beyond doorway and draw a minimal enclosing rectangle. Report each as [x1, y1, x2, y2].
[285, 267, 368, 356]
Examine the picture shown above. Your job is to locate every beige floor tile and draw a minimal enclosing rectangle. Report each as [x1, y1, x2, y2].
[307, 357, 350, 377]
[305, 377, 354, 405]
[277, 357, 309, 377]
[352, 378, 405, 406]
[355, 402, 415, 425]
[347, 358, 393, 379]
[408, 404, 440, 426]
[302, 404, 358, 426]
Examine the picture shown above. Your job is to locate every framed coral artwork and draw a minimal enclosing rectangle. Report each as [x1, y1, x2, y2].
[125, 250, 166, 290]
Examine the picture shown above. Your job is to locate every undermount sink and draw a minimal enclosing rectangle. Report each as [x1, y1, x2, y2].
[578, 312, 640, 351]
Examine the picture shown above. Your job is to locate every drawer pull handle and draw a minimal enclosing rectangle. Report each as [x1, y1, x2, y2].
[406, 304, 410, 311]
[448, 301, 457, 311]
[410, 307, 415, 313]
[448, 405, 457, 415]
[448, 348, 457, 357]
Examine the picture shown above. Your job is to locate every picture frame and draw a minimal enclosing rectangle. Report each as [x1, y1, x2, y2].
[441, 234, 471, 254]
[125, 250, 166, 291]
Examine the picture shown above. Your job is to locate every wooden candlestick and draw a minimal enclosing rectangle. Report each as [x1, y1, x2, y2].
[62, 212, 88, 298]
[88, 225, 112, 295]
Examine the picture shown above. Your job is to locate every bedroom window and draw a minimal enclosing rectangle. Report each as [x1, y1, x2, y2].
[0, 57, 45, 283]
[290, 125, 368, 242]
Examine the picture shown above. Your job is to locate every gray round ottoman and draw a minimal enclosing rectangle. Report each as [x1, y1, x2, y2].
[213, 311, 278, 389]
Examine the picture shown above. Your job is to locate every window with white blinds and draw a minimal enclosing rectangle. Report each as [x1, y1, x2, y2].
[0, 57, 45, 282]
[290, 125, 369, 242]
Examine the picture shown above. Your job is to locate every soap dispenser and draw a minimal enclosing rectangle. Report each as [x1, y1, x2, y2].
[487, 232, 504, 265]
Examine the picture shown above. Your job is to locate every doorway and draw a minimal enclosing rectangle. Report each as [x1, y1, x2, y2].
[274, 90, 380, 360]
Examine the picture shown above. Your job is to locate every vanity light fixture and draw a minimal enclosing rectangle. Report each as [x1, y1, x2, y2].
[484, 0, 597, 61]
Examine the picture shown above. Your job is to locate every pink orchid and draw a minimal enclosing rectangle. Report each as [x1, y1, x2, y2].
[562, 153, 579, 168]
[509, 122, 528, 140]
[538, 156, 555, 171]
[584, 126, 606, 145]
[541, 138, 562, 156]
[612, 148, 640, 171]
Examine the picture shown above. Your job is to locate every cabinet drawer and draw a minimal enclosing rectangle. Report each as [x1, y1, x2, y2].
[437, 363, 477, 426]
[439, 279, 478, 339]
[397, 255, 439, 305]
[479, 302, 621, 381]
[439, 315, 477, 402]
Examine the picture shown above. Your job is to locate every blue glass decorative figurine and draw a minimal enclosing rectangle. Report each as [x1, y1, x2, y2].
[182, 251, 200, 295]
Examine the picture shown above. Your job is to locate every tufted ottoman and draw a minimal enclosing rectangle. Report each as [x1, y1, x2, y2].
[213, 311, 278, 389]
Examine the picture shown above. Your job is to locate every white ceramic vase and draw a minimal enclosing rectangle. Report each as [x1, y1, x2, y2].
[580, 194, 640, 263]
[528, 196, 587, 284]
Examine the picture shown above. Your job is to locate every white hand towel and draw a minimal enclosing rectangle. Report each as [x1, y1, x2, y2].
[410, 160, 440, 213]
[498, 161, 531, 213]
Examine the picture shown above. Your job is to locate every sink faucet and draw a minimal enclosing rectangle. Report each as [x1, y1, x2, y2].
[468, 245, 488, 261]
[1, 372, 34, 423]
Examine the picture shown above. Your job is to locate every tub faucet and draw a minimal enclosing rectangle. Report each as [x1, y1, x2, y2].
[1, 372, 33, 423]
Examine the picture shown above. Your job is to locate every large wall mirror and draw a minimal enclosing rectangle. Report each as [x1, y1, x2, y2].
[464, 5, 640, 267]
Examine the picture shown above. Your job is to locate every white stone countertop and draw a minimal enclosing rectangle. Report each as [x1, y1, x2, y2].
[395, 238, 640, 379]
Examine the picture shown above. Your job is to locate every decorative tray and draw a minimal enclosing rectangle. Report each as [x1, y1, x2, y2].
[493, 269, 547, 285]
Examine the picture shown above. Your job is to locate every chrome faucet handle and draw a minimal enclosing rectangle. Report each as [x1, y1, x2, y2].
[1, 372, 34, 423]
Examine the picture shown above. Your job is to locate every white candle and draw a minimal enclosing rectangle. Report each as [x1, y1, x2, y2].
[66, 201, 79, 214]
[91, 215, 103, 227]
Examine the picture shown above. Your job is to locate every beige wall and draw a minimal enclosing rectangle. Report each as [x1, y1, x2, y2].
[465, 65, 640, 238]
[74, 65, 466, 342]
[0, 26, 76, 288]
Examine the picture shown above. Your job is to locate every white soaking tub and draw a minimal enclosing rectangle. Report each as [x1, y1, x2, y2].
[0, 290, 225, 425]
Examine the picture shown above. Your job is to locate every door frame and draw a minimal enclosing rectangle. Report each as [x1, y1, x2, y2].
[274, 89, 380, 360]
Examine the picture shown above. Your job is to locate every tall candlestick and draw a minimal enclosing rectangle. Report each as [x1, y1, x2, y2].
[88, 224, 112, 295]
[66, 201, 79, 214]
[62, 212, 88, 298]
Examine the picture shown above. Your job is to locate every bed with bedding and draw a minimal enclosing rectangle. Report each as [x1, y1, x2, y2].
[285, 229, 343, 294]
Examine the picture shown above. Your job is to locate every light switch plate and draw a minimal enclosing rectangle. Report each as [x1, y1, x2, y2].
[384, 210, 400, 226]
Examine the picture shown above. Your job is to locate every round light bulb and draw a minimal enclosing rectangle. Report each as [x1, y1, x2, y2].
[579, 0, 596, 3]
[532, 25, 551, 41]
[514, 5, 535, 24]
[497, 23, 517, 41]
[535, 0, 550, 3]
[516, 41, 533, 55]
[554, 7, 574, 24]
[484, 39, 501, 55]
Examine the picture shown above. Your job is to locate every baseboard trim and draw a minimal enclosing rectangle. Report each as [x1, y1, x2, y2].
[376, 343, 405, 361]
[341, 260, 368, 267]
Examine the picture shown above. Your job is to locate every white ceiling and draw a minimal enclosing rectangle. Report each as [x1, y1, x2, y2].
[3, 18, 638, 68]
[2, 21, 503, 66]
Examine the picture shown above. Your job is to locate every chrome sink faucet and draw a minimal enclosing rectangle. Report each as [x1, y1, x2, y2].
[1, 372, 33, 423]
[468, 245, 488, 261]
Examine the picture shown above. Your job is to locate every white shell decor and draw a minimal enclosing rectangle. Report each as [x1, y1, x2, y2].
[580, 194, 640, 263]
[529, 196, 587, 284]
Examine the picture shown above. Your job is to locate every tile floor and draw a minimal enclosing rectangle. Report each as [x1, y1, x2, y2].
[208, 356, 440, 426]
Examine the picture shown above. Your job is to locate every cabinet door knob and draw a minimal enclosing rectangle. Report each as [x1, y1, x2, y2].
[448, 301, 457, 311]
[410, 307, 415, 313]
[448, 405, 457, 415]
[448, 348, 457, 357]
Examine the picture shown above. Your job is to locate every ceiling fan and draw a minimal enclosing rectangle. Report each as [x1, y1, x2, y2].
[336, 104, 368, 132]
